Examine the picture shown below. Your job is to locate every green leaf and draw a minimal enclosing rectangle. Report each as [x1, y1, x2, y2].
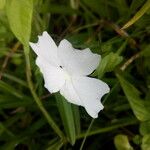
[122, 0, 150, 29]
[140, 44, 150, 57]
[3, 73, 28, 87]
[42, 4, 76, 15]
[0, 95, 33, 109]
[114, 134, 133, 150]
[0, 0, 5, 9]
[117, 74, 150, 121]
[140, 121, 150, 135]
[129, 0, 145, 14]
[98, 52, 123, 78]
[82, 0, 109, 18]
[72, 105, 81, 135]
[0, 123, 14, 137]
[141, 134, 150, 150]
[46, 138, 63, 150]
[6, 0, 33, 45]
[114, 0, 128, 16]
[0, 80, 23, 98]
[55, 94, 76, 145]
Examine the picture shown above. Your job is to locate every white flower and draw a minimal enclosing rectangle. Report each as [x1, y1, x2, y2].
[29, 31, 110, 118]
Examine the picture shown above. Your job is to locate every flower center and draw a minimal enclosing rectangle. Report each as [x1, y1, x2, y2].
[60, 65, 71, 81]
[64, 70, 71, 81]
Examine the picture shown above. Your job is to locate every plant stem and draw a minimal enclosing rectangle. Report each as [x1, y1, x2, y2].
[23, 45, 65, 141]
[79, 119, 95, 150]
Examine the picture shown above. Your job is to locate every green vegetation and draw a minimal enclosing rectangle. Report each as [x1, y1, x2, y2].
[0, 0, 150, 149]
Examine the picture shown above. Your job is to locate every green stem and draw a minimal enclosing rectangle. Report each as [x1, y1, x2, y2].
[23, 45, 65, 141]
[79, 119, 95, 150]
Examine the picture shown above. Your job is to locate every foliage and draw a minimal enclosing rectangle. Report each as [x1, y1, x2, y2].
[0, 0, 150, 149]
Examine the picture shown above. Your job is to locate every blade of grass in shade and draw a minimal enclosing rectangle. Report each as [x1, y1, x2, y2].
[122, 0, 150, 29]
[0, 137, 27, 150]
[0, 95, 33, 109]
[46, 138, 64, 150]
[3, 73, 28, 87]
[0, 123, 15, 137]
[0, 80, 23, 98]
[55, 93, 76, 145]
[77, 117, 138, 139]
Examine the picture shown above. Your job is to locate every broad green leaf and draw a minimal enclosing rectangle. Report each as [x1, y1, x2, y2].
[141, 134, 150, 150]
[98, 52, 123, 78]
[0, 0, 5, 9]
[114, 134, 133, 150]
[6, 0, 33, 45]
[55, 94, 76, 145]
[140, 121, 150, 135]
[117, 74, 150, 121]
[122, 0, 150, 29]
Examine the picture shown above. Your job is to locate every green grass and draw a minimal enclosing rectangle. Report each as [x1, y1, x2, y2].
[0, 0, 150, 149]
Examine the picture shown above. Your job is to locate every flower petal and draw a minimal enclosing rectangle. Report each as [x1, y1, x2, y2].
[60, 76, 110, 118]
[29, 31, 60, 67]
[36, 57, 66, 93]
[58, 39, 100, 76]
[60, 79, 83, 106]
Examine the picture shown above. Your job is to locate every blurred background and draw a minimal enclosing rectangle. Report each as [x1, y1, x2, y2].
[0, 0, 150, 149]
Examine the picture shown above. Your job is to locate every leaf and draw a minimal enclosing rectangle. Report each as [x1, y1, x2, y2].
[46, 138, 63, 150]
[72, 105, 81, 135]
[42, 4, 76, 15]
[98, 52, 123, 78]
[114, 0, 128, 16]
[129, 0, 145, 14]
[6, 0, 33, 46]
[0, 95, 33, 109]
[140, 121, 150, 136]
[141, 134, 150, 150]
[114, 134, 133, 150]
[82, 0, 108, 17]
[122, 0, 150, 29]
[55, 94, 76, 145]
[0, 123, 14, 137]
[0, 80, 23, 98]
[117, 74, 150, 121]
[140, 44, 150, 57]
[0, 0, 5, 9]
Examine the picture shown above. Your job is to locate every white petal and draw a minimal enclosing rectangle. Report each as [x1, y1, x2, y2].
[36, 57, 66, 93]
[60, 79, 83, 106]
[29, 31, 60, 67]
[58, 39, 100, 76]
[60, 76, 110, 118]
